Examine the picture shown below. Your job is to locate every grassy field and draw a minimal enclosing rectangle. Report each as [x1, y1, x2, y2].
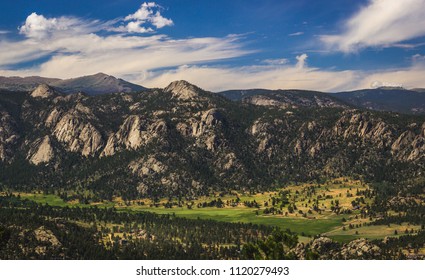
[15, 177, 376, 239]
[120, 205, 347, 236]
[327, 223, 422, 242]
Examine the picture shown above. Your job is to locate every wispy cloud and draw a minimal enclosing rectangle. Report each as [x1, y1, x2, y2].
[262, 58, 289, 65]
[141, 54, 425, 92]
[321, 0, 425, 52]
[289, 32, 304, 36]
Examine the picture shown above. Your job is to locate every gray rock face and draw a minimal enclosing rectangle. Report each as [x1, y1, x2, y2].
[333, 112, 392, 146]
[27, 136, 54, 165]
[192, 109, 223, 137]
[53, 111, 103, 156]
[30, 84, 58, 99]
[101, 116, 167, 157]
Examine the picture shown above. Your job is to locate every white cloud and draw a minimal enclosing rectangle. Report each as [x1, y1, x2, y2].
[3, 5, 425, 93]
[140, 61, 360, 92]
[295, 53, 308, 69]
[18, 12, 104, 39]
[125, 21, 154, 33]
[321, 0, 425, 52]
[121, 2, 173, 33]
[19, 13, 59, 39]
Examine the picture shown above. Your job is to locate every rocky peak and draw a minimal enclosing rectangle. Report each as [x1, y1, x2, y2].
[30, 84, 58, 99]
[165, 80, 201, 100]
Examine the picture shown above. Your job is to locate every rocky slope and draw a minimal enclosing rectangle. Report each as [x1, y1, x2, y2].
[0, 80, 424, 199]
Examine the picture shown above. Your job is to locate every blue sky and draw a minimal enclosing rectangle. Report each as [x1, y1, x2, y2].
[1, 0, 425, 91]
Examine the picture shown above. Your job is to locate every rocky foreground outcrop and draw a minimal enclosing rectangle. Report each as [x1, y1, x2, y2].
[290, 237, 382, 260]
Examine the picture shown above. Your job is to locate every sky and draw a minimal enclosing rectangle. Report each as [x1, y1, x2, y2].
[1, 0, 425, 92]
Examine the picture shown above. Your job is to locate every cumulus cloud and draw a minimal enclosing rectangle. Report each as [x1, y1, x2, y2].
[321, 0, 425, 52]
[295, 53, 308, 69]
[18, 12, 104, 39]
[119, 2, 173, 33]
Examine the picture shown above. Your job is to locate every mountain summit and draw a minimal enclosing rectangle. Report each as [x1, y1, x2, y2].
[165, 80, 202, 100]
[49, 73, 146, 95]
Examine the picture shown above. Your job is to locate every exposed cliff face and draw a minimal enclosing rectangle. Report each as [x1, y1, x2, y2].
[53, 110, 103, 157]
[391, 124, 425, 161]
[333, 112, 393, 146]
[27, 136, 54, 165]
[101, 116, 168, 157]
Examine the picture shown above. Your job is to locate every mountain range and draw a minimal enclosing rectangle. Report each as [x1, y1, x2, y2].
[0, 78, 424, 201]
[1, 73, 425, 114]
[0, 73, 145, 95]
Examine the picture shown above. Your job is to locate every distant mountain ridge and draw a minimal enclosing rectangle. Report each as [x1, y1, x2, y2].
[330, 87, 425, 114]
[1, 73, 424, 114]
[0, 73, 146, 95]
[220, 87, 425, 115]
